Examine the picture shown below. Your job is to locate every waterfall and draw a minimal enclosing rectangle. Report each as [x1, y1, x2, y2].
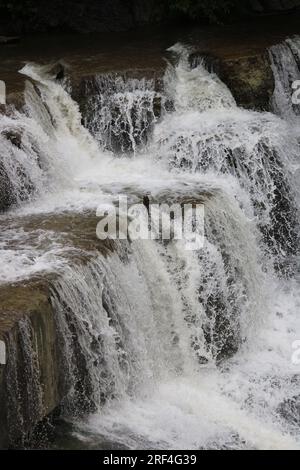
[1, 41, 300, 450]
[0, 63, 102, 211]
[82, 74, 164, 154]
[0, 103, 48, 209]
[154, 45, 300, 271]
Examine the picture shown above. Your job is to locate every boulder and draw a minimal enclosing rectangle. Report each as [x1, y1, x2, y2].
[219, 53, 274, 111]
[189, 50, 274, 111]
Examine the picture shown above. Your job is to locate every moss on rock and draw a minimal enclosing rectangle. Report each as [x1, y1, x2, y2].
[219, 53, 274, 110]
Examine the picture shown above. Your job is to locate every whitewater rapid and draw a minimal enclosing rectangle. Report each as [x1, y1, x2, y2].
[1, 41, 300, 449]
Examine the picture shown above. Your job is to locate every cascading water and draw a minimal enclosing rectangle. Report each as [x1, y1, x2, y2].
[82, 74, 164, 154]
[154, 44, 300, 272]
[1, 39, 300, 450]
[0, 96, 48, 209]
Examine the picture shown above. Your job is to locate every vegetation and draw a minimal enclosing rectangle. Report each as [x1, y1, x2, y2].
[0, 0, 247, 27]
[0, 0, 272, 33]
[165, 0, 245, 23]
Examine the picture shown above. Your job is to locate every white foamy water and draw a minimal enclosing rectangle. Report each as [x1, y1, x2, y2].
[1, 42, 300, 449]
[82, 73, 163, 154]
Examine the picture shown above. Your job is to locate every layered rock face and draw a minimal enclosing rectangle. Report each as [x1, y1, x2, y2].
[0, 213, 117, 448]
[0, 281, 60, 448]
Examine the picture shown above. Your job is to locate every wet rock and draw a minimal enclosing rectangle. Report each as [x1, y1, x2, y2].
[188, 50, 274, 111]
[5, 92, 25, 111]
[0, 211, 119, 448]
[37, 62, 67, 82]
[0, 280, 60, 448]
[0, 164, 16, 213]
[277, 394, 300, 426]
[219, 53, 274, 111]
[189, 52, 221, 73]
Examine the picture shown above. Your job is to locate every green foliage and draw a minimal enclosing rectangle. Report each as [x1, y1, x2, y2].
[0, 0, 247, 29]
[0, 0, 37, 20]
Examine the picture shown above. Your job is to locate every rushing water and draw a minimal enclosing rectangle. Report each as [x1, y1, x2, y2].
[1, 40, 300, 449]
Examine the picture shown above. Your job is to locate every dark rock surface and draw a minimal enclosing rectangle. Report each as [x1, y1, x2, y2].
[0, 164, 16, 213]
[277, 394, 300, 426]
[219, 53, 274, 110]
[190, 50, 274, 110]
[0, 280, 60, 448]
